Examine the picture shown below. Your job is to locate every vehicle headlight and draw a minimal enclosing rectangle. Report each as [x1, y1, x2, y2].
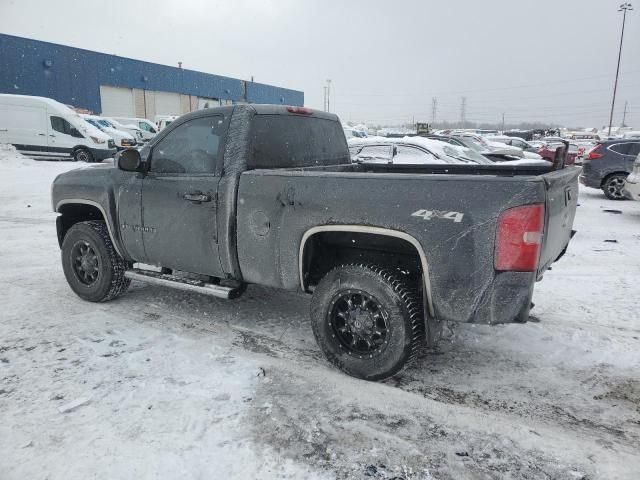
[90, 136, 105, 144]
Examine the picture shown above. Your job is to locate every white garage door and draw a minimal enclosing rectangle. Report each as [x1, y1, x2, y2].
[154, 91, 181, 116]
[198, 97, 219, 109]
[100, 86, 135, 116]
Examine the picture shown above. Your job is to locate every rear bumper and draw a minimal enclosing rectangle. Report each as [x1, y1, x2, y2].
[579, 174, 600, 188]
[468, 271, 536, 324]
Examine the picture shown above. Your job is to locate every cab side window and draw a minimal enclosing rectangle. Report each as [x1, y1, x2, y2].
[50, 116, 84, 138]
[150, 115, 224, 174]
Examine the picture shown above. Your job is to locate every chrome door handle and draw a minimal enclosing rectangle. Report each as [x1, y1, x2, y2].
[49, 134, 56, 137]
[183, 193, 211, 203]
[38, 133, 46, 136]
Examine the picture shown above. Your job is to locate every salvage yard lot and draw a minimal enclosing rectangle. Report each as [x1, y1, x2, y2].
[1, 153, 639, 479]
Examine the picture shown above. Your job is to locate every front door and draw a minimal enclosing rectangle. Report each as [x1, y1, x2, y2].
[48, 115, 83, 156]
[141, 114, 227, 277]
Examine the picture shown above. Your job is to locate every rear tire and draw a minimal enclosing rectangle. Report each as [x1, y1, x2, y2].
[602, 173, 628, 200]
[61, 221, 130, 302]
[310, 264, 424, 381]
[73, 148, 94, 163]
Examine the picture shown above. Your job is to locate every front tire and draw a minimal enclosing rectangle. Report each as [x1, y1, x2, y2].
[61, 221, 130, 302]
[602, 173, 628, 200]
[73, 148, 94, 163]
[310, 264, 424, 381]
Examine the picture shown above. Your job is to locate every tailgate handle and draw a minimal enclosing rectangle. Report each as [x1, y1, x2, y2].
[183, 192, 211, 203]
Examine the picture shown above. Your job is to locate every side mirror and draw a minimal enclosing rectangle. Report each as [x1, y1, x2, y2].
[117, 149, 142, 172]
[70, 127, 83, 138]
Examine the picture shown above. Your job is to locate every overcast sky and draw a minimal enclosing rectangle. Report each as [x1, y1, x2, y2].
[1, 0, 639, 127]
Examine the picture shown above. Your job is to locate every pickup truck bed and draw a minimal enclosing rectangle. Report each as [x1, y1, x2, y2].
[52, 104, 579, 380]
[237, 164, 578, 326]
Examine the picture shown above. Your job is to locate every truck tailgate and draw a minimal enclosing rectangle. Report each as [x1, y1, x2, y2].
[537, 166, 580, 276]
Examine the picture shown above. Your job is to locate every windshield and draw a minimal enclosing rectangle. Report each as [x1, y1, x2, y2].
[97, 119, 113, 128]
[85, 118, 101, 129]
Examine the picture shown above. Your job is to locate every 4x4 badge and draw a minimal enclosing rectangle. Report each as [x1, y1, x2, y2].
[411, 209, 464, 223]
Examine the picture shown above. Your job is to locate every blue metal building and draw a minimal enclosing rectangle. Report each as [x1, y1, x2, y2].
[0, 34, 304, 118]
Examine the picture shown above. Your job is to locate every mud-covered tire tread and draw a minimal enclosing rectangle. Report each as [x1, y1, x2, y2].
[310, 263, 424, 380]
[62, 220, 130, 302]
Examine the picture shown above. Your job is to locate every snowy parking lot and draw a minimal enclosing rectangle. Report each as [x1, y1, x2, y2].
[1, 150, 639, 479]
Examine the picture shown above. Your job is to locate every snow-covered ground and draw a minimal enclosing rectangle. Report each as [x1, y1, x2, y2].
[1, 145, 639, 479]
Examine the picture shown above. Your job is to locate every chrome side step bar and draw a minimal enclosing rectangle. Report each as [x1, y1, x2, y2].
[125, 268, 235, 299]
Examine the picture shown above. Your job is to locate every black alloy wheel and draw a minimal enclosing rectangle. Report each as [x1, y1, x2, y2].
[71, 240, 100, 285]
[329, 290, 389, 356]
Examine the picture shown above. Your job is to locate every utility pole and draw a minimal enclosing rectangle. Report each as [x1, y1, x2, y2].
[326, 79, 332, 113]
[323, 86, 328, 112]
[608, 3, 633, 137]
[431, 97, 438, 124]
[460, 96, 466, 129]
[622, 101, 628, 126]
[501, 112, 505, 132]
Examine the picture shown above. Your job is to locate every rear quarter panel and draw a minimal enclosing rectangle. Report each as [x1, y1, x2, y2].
[236, 170, 546, 324]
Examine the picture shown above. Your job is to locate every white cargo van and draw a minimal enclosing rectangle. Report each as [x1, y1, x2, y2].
[0, 94, 115, 162]
[154, 115, 178, 132]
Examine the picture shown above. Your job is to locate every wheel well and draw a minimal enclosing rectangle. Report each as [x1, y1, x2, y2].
[601, 171, 628, 187]
[56, 203, 105, 247]
[301, 230, 423, 290]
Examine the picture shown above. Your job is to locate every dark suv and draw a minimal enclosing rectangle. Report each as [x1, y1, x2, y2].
[580, 140, 640, 199]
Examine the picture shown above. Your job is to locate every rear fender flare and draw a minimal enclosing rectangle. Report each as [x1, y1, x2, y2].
[298, 225, 435, 318]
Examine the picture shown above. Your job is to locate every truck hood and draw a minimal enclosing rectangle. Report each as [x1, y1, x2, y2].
[51, 163, 117, 211]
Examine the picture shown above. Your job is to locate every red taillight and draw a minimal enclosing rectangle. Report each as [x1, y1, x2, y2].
[286, 106, 313, 115]
[495, 203, 545, 272]
[587, 144, 604, 160]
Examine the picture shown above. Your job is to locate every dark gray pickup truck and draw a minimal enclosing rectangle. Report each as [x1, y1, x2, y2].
[52, 104, 579, 380]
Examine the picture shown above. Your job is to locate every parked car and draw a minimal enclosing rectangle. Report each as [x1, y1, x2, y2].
[350, 136, 549, 167]
[485, 135, 540, 153]
[0, 94, 115, 162]
[343, 127, 367, 139]
[103, 118, 144, 144]
[81, 114, 136, 150]
[349, 136, 493, 165]
[580, 140, 640, 199]
[51, 104, 578, 380]
[623, 153, 640, 201]
[110, 116, 158, 141]
[451, 132, 542, 159]
[567, 132, 601, 141]
[623, 131, 640, 140]
[155, 115, 178, 132]
[538, 142, 579, 165]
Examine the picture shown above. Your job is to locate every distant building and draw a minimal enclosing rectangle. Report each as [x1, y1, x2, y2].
[0, 34, 304, 119]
